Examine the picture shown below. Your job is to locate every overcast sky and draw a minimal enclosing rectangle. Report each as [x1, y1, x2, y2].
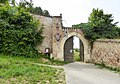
[16, 0, 120, 48]
[16, 0, 120, 27]
[31, 0, 120, 27]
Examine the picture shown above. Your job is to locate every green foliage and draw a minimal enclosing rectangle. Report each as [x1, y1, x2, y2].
[0, 0, 15, 6]
[32, 7, 43, 15]
[18, 0, 51, 17]
[0, 0, 8, 4]
[73, 23, 94, 43]
[19, 0, 33, 12]
[0, 4, 43, 57]
[43, 10, 50, 16]
[31, 7, 51, 17]
[73, 49, 80, 61]
[95, 63, 120, 73]
[88, 8, 119, 39]
[74, 48, 79, 52]
[73, 8, 120, 44]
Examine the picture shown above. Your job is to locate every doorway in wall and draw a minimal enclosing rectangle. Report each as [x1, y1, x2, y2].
[64, 36, 84, 62]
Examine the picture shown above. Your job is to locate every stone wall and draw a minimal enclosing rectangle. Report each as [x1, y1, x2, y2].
[32, 14, 63, 59]
[32, 14, 53, 53]
[92, 39, 120, 68]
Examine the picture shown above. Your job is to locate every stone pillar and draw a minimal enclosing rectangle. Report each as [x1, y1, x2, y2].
[52, 15, 63, 59]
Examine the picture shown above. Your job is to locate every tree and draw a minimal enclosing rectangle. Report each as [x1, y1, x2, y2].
[0, 0, 8, 4]
[0, 0, 20, 7]
[32, 7, 43, 15]
[19, 0, 33, 11]
[31, 7, 50, 17]
[18, 0, 50, 17]
[88, 8, 119, 39]
[73, 8, 119, 44]
[43, 10, 50, 16]
[73, 23, 94, 41]
[0, 4, 43, 57]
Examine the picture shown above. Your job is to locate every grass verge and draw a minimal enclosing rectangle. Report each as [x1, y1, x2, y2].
[0, 54, 66, 84]
[95, 63, 120, 74]
[0, 54, 67, 66]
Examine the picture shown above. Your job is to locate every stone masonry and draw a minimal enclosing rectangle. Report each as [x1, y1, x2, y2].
[32, 14, 90, 62]
[92, 39, 120, 68]
[33, 15, 53, 53]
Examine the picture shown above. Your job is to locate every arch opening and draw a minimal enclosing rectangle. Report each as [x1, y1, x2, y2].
[59, 32, 89, 62]
[64, 36, 84, 62]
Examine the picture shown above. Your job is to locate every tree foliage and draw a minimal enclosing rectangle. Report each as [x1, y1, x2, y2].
[32, 7, 43, 15]
[73, 8, 119, 44]
[88, 8, 119, 39]
[43, 10, 50, 16]
[0, 4, 43, 57]
[0, 0, 8, 4]
[19, 0, 33, 12]
[18, 0, 51, 17]
[31, 7, 51, 17]
[1, 0, 51, 17]
[0, 0, 15, 6]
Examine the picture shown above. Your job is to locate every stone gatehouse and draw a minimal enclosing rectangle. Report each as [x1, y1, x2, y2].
[33, 14, 90, 62]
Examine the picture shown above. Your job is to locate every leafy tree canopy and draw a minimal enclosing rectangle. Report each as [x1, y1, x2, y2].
[0, 0, 51, 17]
[31, 7, 51, 17]
[0, 0, 8, 4]
[18, 0, 51, 17]
[73, 8, 119, 44]
[0, 3, 43, 57]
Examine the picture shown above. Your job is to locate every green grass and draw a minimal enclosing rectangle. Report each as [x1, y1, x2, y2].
[0, 54, 67, 66]
[95, 63, 120, 74]
[0, 54, 66, 84]
[74, 50, 80, 61]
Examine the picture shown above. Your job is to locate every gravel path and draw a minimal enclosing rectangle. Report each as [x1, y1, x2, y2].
[64, 62, 120, 84]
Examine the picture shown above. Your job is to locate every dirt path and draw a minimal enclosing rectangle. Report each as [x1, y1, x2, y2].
[33, 63, 63, 68]
[64, 62, 120, 84]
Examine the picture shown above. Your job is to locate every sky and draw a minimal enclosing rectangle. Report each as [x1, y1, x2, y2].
[16, 0, 120, 27]
[16, 0, 120, 48]
[32, 0, 120, 27]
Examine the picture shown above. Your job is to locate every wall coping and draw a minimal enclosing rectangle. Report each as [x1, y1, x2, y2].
[96, 39, 120, 43]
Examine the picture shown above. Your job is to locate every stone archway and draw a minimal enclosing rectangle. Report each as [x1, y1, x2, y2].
[35, 14, 90, 62]
[63, 36, 84, 62]
[59, 32, 90, 62]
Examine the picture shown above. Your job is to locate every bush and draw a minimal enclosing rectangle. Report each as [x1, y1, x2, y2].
[74, 48, 79, 52]
[0, 4, 43, 57]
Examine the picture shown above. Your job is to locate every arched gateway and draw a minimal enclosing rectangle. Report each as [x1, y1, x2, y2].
[60, 28, 90, 62]
[59, 28, 90, 61]
[34, 14, 90, 62]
